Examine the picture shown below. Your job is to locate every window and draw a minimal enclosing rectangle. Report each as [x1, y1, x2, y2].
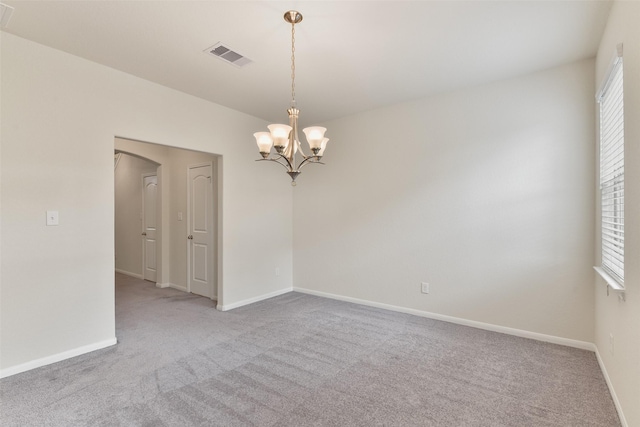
[596, 46, 624, 288]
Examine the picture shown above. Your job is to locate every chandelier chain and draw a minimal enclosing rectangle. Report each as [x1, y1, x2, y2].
[291, 22, 296, 104]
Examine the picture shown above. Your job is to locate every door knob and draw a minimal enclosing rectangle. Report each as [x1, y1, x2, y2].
[188, 235, 193, 240]
[142, 232, 147, 236]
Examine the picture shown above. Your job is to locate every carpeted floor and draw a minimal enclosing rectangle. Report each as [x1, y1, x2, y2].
[0, 273, 620, 426]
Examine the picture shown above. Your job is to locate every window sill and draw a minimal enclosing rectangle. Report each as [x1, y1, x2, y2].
[593, 267, 625, 291]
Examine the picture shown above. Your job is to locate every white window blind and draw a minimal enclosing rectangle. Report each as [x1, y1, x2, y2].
[598, 57, 624, 286]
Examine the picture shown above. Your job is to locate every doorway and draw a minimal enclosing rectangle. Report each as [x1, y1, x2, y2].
[114, 152, 160, 281]
[114, 137, 221, 301]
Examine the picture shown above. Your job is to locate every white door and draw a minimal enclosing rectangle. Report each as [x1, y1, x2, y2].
[142, 174, 158, 282]
[188, 164, 215, 299]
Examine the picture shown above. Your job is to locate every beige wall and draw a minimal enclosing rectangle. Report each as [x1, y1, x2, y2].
[114, 153, 158, 277]
[3, 10, 637, 421]
[0, 33, 293, 374]
[594, 1, 640, 425]
[294, 59, 596, 343]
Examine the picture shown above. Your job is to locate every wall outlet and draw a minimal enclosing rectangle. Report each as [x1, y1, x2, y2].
[275, 267, 280, 277]
[421, 282, 429, 294]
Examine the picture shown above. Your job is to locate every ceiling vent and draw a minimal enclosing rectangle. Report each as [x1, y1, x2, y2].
[205, 43, 252, 68]
[0, 2, 15, 29]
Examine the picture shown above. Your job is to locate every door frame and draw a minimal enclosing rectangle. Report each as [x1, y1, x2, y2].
[187, 161, 216, 299]
[115, 139, 222, 305]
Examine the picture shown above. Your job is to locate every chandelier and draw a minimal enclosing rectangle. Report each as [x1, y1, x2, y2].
[253, 10, 329, 186]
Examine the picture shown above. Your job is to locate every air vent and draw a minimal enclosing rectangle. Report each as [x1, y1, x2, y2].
[205, 43, 252, 68]
[0, 2, 15, 29]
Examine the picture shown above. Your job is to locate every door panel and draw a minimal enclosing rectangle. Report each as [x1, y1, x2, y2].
[193, 178, 208, 232]
[145, 239, 156, 274]
[193, 243, 208, 282]
[143, 174, 157, 282]
[188, 164, 215, 299]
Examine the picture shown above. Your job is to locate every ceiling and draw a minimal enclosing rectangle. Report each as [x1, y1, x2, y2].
[2, 1, 612, 124]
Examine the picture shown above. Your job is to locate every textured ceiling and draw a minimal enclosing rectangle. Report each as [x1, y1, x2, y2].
[2, 1, 612, 124]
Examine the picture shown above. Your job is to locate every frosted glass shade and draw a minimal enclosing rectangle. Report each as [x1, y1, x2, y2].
[318, 138, 329, 156]
[302, 126, 327, 150]
[268, 124, 292, 148]
[254, 132, 273, 154]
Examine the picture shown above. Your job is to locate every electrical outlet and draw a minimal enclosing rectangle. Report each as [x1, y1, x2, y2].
[421, 282, 429, 294]
[275, 267, 280, 277]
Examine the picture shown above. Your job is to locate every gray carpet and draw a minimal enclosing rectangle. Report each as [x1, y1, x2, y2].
[0, 273, 620, 426]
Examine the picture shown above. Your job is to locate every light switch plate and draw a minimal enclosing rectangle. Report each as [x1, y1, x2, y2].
[46, 210, 59, 226]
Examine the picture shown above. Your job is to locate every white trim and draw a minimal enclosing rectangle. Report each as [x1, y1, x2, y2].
[594, 266, 625, 292]
[0, 338, 117, 379]
[217, 287, 293, 311]
[155, 282, 188, 292]
[594, 346, 628, 427]
[293, 287, 594, 351]
[114, 152, 122, 170]
[596, 43, 623, 102]
[115, 268, 143, 279]
[169, 283, 188, 292]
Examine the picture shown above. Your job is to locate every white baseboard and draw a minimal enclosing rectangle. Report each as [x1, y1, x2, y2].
[293, 287, 595, 351]
[160, 283, 216, 301]
[155, 282, 188, 292]
[594, 346, 628, 427]
[0, 338, 117, 379]
[168, 283, 188, 292]
[115, 269, 143, 279]
[217, 287, 293, 311]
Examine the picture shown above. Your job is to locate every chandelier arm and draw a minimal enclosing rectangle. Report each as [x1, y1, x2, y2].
[283, 131, 296, 163]
[275, 150, 295, 171]
[255, 157, 293, 171]
[297, 140, 310, 159]
[297, 156, 325, 170]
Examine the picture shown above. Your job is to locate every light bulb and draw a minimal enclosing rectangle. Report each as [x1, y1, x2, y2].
[254, 132, 273, 157]
[303, 126, 327, 150]
[317, 138, 329, 157]
[268, 124, 292, 151]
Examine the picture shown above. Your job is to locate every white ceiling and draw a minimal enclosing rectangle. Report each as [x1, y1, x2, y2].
[2, 1, 612, 124]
